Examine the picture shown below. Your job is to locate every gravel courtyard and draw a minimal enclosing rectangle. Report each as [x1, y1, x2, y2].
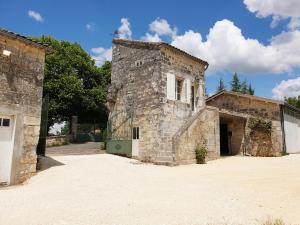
[1, 153, 300, 225]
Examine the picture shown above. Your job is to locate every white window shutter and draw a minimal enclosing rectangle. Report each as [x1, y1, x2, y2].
[186, 79, 191, 104]
[167, 73, 175, 100]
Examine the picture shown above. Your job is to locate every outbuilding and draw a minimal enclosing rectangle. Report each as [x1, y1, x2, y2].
[0, 28, 48, 185]
[206, 91, 300, 156]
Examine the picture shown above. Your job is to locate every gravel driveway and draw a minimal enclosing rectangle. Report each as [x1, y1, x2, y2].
[1, 153, 300, 225]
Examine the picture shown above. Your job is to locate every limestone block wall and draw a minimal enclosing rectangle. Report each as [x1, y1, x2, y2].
[109, 40, 165, 161]
[155, 47, 207, 162]
[110, 40, 211, 163]
[0, 33, 45, 184]
[172, 106, 220, 164]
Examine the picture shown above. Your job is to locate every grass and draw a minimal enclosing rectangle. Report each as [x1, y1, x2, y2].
[261, 218, 286, 225]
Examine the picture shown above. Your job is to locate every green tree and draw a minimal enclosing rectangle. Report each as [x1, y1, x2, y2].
[248, 83, 255, 95]
[231, 73, 241, 92]
[285, 96, 300, 108]
[241, 79, 248, 94]
[217, 78, 226, 92]
[31, 36, 111, 130]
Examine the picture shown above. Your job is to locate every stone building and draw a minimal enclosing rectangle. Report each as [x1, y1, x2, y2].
[107, 39, 220, 165]
[206, 91, 300, 156]
[0, 28, 48, 185]
[107, 39, 300, 164]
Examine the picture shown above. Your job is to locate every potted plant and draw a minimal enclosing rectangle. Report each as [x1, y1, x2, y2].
[195, 143, 208, 164]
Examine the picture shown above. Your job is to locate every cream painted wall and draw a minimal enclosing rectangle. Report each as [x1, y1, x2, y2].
[284, 113, 300, 154]
[0, 115, 16, 184]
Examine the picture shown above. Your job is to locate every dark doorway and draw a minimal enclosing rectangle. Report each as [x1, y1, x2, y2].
[220, 124, 229, 155]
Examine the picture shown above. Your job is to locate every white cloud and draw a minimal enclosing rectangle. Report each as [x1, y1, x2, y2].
[90, 47, 112, 66]
[243, 0, 300, 30]
[141, 33, 162, 42]
[149, 18, 177, 37]
[117, 18, 132, 39]
[171, 19, 300, 74]
[272, 77, 300, 99]
[141, 18, 177, 42]
[86, 23, 96, 31]
[28, 10, 44, 22]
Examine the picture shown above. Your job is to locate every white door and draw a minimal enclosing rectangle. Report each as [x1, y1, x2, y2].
[0, 115, 15, 184]
[132, 127, 139, 157]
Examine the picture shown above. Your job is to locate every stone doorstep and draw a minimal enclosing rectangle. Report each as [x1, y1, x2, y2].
[154, 161, 179, 167]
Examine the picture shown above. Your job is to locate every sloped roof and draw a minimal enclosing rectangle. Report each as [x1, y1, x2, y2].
[0, 28, 50, 51]
[206, 90, 284, 105]
[206, 90, 300, 114]
[112, 38, 209, 68]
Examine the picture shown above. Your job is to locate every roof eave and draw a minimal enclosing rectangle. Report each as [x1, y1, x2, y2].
[0, 28, 51, 52]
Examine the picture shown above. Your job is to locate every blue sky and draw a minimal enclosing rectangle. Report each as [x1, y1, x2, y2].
[1, 0, 300, 99]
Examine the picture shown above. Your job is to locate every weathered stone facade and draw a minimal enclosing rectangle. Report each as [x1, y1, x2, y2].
[0, 29, 47, 184]
[108, 39, 220, 164]
[207, 91, 284, 156]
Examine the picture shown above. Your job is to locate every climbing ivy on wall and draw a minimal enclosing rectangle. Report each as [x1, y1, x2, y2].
[248, 117, 272, 135]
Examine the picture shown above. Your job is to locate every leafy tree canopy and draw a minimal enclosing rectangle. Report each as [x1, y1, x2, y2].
[285, 96, 300, 108]
[31, 36, 111, 130]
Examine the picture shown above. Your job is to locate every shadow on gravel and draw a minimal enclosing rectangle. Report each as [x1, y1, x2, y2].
[37, 156, 64, 172]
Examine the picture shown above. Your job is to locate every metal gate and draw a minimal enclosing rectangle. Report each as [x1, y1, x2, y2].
[106, 110, 133, 157]
[36, 95, 49, 156]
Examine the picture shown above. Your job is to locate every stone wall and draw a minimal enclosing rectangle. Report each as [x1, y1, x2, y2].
[46, 135, 69, 147]
[109, 39, 216, 164]
[109, 40, 164, 162]
[207, 93, 284, 156]
[172, 106, 220, 164]
[0, 33, 45, 184]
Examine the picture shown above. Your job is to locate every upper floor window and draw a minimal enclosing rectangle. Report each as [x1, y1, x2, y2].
[167, 73, 191, 104]
[175, 78, 183, 101]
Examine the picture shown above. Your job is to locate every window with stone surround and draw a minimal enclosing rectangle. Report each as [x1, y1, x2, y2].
[132, 127, 139, 140]
[175, 78, 183, 101]
[0, 118, 10, 127]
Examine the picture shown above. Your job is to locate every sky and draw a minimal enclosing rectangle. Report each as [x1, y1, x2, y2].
[1, 0, 300, 99]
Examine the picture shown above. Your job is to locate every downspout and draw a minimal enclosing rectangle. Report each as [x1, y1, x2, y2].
[280, 104, 287, 155]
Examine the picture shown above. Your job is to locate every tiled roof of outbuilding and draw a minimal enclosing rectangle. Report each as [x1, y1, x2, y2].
[0, 28, 51, 51]
[206, 90, 284, 105]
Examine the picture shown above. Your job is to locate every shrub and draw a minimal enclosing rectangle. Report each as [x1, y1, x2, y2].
[195, 143, 208, 164]
[261, 218, 285, 225]
[248, 117, 272, 135]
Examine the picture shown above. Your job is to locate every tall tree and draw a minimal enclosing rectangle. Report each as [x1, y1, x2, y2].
[217, 78, 226, 92]
[31, 36, 111, 130]
[248, 83, 255, 95]
[241, 79, 248, 94]
[231, 73, 241, 92]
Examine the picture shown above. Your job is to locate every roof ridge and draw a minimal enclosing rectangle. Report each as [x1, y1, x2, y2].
[112, 38, 209, 67]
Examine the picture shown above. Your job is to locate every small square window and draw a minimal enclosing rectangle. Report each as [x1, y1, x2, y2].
[2, 119, 10, 127]
[132, 127, 139, 140]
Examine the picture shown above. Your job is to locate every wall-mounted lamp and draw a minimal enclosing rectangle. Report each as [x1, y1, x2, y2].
[3, 49, 11, 57]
